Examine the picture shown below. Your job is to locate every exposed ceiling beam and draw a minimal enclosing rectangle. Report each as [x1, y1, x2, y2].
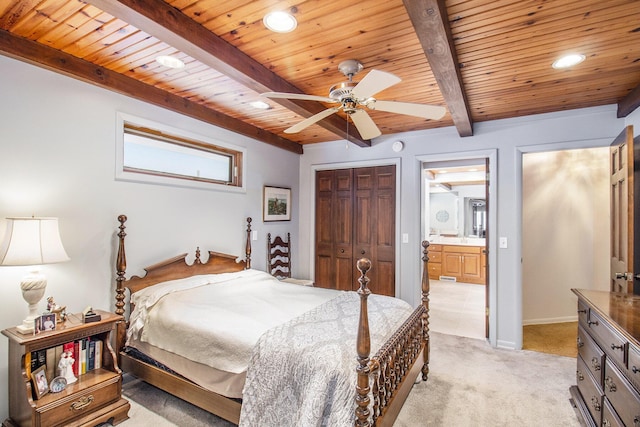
[618, 82, 640, 118]
[403, 0, 473, 137]
[0, 30, 302, 154]
[88, 0, 370, 147]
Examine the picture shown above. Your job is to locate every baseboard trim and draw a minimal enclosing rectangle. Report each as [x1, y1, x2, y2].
[523, 315, 578, 326]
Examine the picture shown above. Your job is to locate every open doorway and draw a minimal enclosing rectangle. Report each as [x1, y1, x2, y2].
[521, 147, 610, 356]
[422, 158, 488, 340]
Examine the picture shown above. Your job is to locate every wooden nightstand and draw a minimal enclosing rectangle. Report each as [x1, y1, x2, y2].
[2, 310, 129, 427]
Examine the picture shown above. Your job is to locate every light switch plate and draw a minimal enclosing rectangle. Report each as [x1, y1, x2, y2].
[402, 233, 409, 243]
[252, 230, 258, 241]
[499, 237, 508, 248]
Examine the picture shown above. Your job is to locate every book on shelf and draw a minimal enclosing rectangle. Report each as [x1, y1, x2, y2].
[45, 347, 56, 381]
[88, 339, 96, 371]
[73, 340, 80, 376]
[80, 338, 87, 375]
[94, 340, 102, 370]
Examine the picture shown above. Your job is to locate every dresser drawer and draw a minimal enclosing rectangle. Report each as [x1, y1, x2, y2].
[35, 375, 121, 427]
[577, 355, 603, 425]
[577, 299, 589, 327]
[578, 327, 604, 386]
[604, 358, 640, 427]
[628, 345, 640, 390]
[587, 310, 627, 367]
[602, 397, 625, 427]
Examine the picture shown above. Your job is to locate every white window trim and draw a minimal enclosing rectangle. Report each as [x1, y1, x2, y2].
[115, 112, 246, 193]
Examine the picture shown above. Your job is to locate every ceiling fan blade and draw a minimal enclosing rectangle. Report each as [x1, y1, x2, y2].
[350, 109, 382, 140]
[284, 107, 340, 134]
[369, 100, 447, 120]
[261, 91, 335, 103]
[351, 70, 401, 99]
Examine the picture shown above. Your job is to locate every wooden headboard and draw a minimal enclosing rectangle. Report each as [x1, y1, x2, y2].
[114, 214, 253, 317]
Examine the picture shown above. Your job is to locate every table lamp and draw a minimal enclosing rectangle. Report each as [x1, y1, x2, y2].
[0, 217, 70, 334]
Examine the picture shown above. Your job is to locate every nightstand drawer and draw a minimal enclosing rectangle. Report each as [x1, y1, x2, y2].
[35, 374, 121, 427]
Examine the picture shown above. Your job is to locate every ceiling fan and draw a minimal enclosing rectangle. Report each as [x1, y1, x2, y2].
[262, 59, 447, 140]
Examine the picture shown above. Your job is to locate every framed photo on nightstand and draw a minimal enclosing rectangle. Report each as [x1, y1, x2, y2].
[31, 366, 49, 399]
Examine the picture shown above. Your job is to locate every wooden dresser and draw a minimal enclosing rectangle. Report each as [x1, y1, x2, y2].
[570, 289, 640, 426]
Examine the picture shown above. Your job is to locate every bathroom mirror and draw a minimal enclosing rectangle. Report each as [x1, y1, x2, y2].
[464, 197, 486, 237]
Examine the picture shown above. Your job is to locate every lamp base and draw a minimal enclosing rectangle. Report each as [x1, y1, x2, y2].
[16, 318, 36, 335]
[17, 271, 47, 335]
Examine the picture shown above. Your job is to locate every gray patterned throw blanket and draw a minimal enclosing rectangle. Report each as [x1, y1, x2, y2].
[239, 291, 414, 427]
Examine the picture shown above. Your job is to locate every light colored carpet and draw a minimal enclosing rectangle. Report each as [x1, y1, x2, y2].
[120, 332, 581, 426]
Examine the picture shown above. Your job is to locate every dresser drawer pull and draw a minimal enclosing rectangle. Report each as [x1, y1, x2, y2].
[588, 320, 599, 327]
[610, 343, 624, 351]
[632, 366, 639, 374]
[605, 376, 617, 393]
[591, 357, 601, 371]
[590, 396, 601, 412]
[578, 309, 587, 314]
[577, 337, 584, 348]
[603, 418, 611, 427]
[70, 395, 94, 411]
[634, 416, 640, 425]
[577, 370, 584, 381]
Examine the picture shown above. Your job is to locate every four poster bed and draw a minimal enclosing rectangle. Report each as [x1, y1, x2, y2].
[113, 215, 430, 426]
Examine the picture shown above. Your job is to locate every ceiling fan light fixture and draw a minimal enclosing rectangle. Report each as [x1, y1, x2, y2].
[552, 53, 585, 69]
[155, 55, 185, 69]
[263, 11, 297, 33]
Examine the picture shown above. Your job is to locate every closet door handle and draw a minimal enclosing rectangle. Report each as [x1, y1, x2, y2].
[361, 250, 366, 255]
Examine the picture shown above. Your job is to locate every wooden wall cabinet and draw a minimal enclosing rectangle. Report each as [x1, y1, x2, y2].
[570, 289, 640, 427]
[2, 310, 129, 427]
[429, 244, 485, 285]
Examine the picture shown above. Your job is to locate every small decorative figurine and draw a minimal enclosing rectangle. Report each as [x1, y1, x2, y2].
[58, 351, 77, 384]
[46, 296, 67, 323]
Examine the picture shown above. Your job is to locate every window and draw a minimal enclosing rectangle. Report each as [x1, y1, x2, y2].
[116, 113, 244, 191]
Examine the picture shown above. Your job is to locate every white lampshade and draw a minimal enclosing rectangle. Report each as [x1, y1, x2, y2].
[0, 217, 70, 266]
[0, 217, 69, 334]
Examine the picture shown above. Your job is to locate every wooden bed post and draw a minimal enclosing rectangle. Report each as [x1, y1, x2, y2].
[245, 217, 252, 269]
[421, 240, 431, 380]
[115, 215, 128, 358]
[355, 258, 372, 427]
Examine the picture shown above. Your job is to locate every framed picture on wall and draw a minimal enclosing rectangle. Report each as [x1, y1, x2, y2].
[263, 186, 291, 221]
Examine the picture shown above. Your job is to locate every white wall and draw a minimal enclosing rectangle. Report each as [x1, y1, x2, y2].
[298, 105, 624, 350]
[522, 148, 610, 325]
[0, 55, 299, 420]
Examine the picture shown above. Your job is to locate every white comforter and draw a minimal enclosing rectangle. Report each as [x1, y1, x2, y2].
[127, 269, 341, 373]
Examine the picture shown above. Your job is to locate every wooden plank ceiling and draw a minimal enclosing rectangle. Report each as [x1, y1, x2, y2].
[0, 0, 638, 154]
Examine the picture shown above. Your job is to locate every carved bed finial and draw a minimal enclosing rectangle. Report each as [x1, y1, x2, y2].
[194, 247, 202, 264]
[115, 215, 128, 316]
[355, 257, 372, 427]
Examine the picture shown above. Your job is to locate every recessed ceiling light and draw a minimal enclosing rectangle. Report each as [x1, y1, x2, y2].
[552, 54, 585, 69]
[250, 100, 271, 110]
[155, 55, 185, 69]
[263, 11, 297, 33]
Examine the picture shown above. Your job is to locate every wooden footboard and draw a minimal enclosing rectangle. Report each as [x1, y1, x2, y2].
[356, 241, 430, 427]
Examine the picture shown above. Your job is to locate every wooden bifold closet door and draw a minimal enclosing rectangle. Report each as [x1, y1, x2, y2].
[315, 165, 396, 296]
